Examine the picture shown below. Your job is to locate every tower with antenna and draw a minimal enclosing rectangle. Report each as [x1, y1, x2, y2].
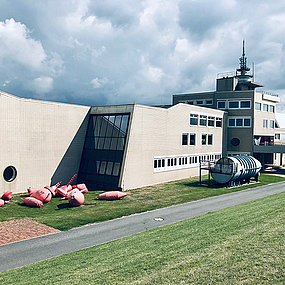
[236, 40, 250, 76]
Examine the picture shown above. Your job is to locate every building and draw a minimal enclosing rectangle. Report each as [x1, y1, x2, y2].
[0, 91, 224, 195]
[78, 104, 224, 191]
[173, 42, 285, 166]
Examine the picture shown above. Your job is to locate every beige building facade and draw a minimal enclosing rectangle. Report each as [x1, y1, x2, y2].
[0, 91, 90, 196]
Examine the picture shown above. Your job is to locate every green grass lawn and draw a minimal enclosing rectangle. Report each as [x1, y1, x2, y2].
[1, 191, 284, 284]
[0, 174, 284, 231]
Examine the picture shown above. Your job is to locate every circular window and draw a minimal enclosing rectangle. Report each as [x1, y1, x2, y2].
[231, 138, 240, 147]
[3, 166, 17, 182]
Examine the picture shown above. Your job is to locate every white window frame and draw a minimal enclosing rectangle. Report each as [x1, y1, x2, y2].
[270, 120, 275, 129]
[263, 119, 268, 129]
[255, 102, 261, 111]
[189, 133, 196, 146]
[199, 115, 207, 126]
[217, 101, 226, 109]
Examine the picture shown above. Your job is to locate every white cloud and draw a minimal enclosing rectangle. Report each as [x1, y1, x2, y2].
[91, 77, 110, 89]
[0, 18, 46, 68]
[26, 76, 54, 94]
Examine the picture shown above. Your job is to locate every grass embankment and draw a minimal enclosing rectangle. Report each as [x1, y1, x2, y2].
[1, 191, 284, 284]
[0, 174, 284, 231]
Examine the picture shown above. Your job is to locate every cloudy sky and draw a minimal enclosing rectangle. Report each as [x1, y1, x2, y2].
[1, 0, 285, 111]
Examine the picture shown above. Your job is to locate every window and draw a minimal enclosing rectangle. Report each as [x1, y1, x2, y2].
[269, 105, 275, 113]
[196, 100, 203, 105]
[182, 133, 188, 145]
[229, 101, 239, 108]
[263, 104, 268, 112]
[275, 133, 280, 140]
[190, 133, 196, 145]
[208, 134, 213, 145]
[217, 101, 226, 109]
[187, 101, 194, 105]
[190, 114, 198, 125]
[244, 118, 251, 127]
[202, 134, 207, 145]
[199, 115, 207, 126]
[216, 117, 222, 127]
[229, 118, 235, 126]
[270, 120, 275, 129]
[240, 100, 251, 108]
[205, 99, 213, 105]
[236, 118, 243, 126]
[208, 116, 215, 127]
[255, 102, 261, 110]
[263, 119, 268, 128]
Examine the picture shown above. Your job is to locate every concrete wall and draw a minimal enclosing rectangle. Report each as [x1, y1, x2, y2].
[0, 91, 90, 195]
[121, 104, 224, 190]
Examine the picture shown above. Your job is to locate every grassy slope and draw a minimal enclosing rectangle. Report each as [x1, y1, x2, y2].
[0, 174, 284, 231]
[1, 191, 284, 284]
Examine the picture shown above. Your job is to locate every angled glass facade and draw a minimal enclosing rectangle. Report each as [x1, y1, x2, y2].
[78, 113, 130, 190]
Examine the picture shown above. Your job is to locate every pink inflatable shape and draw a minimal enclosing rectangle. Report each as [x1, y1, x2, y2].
[27, 187, 37, 196]
[31, 188, 52, 203]
[73, 183, 88, 193]
[57, 185, 72, 197]
[2, 191, 12, 201]
[23, 197, 43, 207]
[68, 189, 84, 207]
[97, 191, 128, 201]
[0, 199, 4, 207]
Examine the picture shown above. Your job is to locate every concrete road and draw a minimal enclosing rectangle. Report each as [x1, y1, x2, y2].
[1, 181, 285, 272]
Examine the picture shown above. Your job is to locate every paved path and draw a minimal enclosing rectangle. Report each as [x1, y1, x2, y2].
[1, 181, 285, 272]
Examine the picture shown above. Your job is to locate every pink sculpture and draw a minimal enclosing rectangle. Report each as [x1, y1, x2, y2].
[22, 197, 43, 207]
[31, 188, 52, 203]
[27, 187, 37, 196]
[67, 189, 84, 207]
[1, 191, 12, 201]
[97, 191, 128, 200]
[72, 183, 88, 193]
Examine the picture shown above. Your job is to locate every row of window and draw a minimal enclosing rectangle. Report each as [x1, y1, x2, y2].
[190, 114, 222, 127]
[255, 102, 275, 113]
[228, 117, 251, 128]
[186, 99, 213, 106]
[217, 100, 251, 110]
[182, 133, 213, 146]
[154, 154, 222, 171]
[263, 119, 275, 129]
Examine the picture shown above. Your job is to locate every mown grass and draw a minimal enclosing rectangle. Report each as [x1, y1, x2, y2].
[0, 174, 284, 231]
[1, 191, 284, 284]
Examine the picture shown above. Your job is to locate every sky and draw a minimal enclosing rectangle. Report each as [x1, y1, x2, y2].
[0, 0, 285, 112]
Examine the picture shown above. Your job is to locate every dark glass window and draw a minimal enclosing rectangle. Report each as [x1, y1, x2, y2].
[217, 101, 226, 109]
[208, 134, 213, 145]
[182, 134, 188, 145]
[240, 100, 251, 108]
[202, 134, 207, 145]
[208, 116, 215, 126]
[229, 119, 235, 126]
[244, 118, 251, 126]
[236, 119, 243, 126]
[216, 118, 222, 127]
[78, 113, 130, 190]
[199, 115, 207, 126]
[190, 134, 196, 145]
[229, 101, 239, 108]
[190, 114, 198, 125]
